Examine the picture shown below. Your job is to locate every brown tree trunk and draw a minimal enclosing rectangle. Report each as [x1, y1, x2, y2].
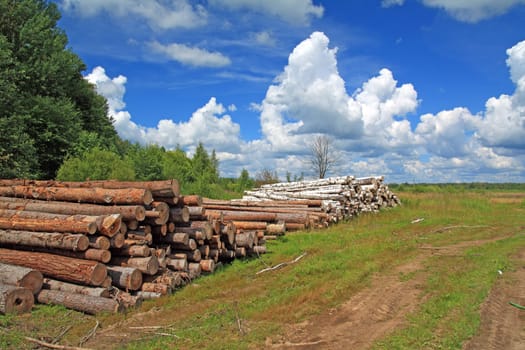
[0, 262, 43, 294]
[0, 179, 179, 198]
[0, 197, 146, 221]
[36, 289, 122, 314]
[0, 248, 107, 286]
[0, 284, 34, 314]
[0, 185, 153, 205]
[0, 209, 98, 234]
[42, 278, 110, 298]
[0, 230, 89, 251]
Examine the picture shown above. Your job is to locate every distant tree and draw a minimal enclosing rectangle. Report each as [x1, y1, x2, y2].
[237, 168, 254, 192]
[162, 146, 193, 183]
[125, 144, 165, 181]
[309, 135, 339, 179]
[56, 148, 135, 181]
[255, 168, 279, 186]
[0, 0, 118, 178]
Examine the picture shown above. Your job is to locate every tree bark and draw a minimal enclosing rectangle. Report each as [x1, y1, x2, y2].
[36, 289, 122, 314]
[42, 278, 110, 298]
[0, 284, 34, 314]
[0, 179, 180, 198]
[106, 265, 143, 291]
[0, 209, 98, 234]
[0, 263, 43, 294]
[0, 197, 145, 221]
[88, 235, 110, 250]
[0, 248, 107, 286]
[0, 185, 153, 205]
[0, 230, 89, 251]
[110, 256, 159, 275]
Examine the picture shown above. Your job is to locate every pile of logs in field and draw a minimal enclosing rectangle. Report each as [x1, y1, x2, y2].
[0, 179, 267, 315]
[203, 176, 400, 233]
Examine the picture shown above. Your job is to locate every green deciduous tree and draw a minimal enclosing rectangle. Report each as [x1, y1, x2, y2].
[56, 148, 135, 181]
[0, 0, 117, 178]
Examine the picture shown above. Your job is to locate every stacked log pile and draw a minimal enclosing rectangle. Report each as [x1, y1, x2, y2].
[203, 176, 400, 234]
[0, 179, 267, 315]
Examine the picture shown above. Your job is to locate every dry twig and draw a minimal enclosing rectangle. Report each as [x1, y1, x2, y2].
[24, 336, 93, 350]
[256, 252, 307, 275]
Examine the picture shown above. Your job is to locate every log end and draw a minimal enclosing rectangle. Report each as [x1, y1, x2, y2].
[0, 285, 34, 314]
[20, 270, 44, 295]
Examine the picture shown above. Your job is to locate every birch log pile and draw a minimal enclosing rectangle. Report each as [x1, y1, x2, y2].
[203, 175, 400, 233]
[0, 179, 267, 314]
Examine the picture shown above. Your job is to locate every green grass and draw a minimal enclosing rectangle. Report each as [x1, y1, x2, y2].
[1, 188, 524, 349]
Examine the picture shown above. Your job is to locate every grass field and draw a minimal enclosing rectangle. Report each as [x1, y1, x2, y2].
[1, 185, 524, 349]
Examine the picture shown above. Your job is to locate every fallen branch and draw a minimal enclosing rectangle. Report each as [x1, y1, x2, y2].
[78, 320, 99, 347]
[24, 336, 93, 350]
[256, 253, 307, 275]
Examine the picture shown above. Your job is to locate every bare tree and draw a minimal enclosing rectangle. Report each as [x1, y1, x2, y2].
[309, 135, 339, 179]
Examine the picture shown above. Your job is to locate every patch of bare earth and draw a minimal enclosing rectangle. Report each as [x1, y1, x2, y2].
[269, 235, 519, 350]
[267, 254, 428, 349]
[463, 249, 525, 350]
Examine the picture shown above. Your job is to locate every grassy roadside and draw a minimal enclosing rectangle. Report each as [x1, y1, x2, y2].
[1, 187, 524, 349]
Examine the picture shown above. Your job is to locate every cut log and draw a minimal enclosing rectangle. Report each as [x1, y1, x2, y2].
[235, 247, 246, 258]
[188, 263, 201, 279]
[0, 284, 34, 314]
[106, 266, 142, 291]
[141, 282, 170, 295]
[188, 221, 213, 240]
[220, 222, 236, 246]
[199, 259, 215, 273]
[0, 209, 98, 234]
[42, 278, 110, 298]
[171, 238, 197, 251]
[0, 185, 153, 205]
[169, 207, 190, 223]
[88, 235, 111, 250]
[11, 246, 111, 264]
[0, 197, 146, 221]
[110, 233, 125, 248]
[113, 244, 151, 257]
[0, 179, 179, 199]
[36, 289, 122, 314]
[145, 201, 169, 225]
[0, 263, 43, 294]
[96, 214, 122, 237]
[232, 221, 268, 230]
[266, 222, 286, 235]
[110, 256, 159, 275]
[0, 248, 107, 286]
[166, 257, 188, 272]
[135, 291, 162, 300]
[235, 231, 255, 249]
[179, 195, 202, 206]
[0, 229, 89, 252]
[156, 232, 189, 246]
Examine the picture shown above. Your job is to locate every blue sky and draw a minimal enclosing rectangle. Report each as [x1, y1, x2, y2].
[54, 0, 525, 182]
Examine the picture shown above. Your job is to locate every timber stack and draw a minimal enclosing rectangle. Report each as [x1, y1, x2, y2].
[202, 175, 400, 235]
[0, 179, 267, 315]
